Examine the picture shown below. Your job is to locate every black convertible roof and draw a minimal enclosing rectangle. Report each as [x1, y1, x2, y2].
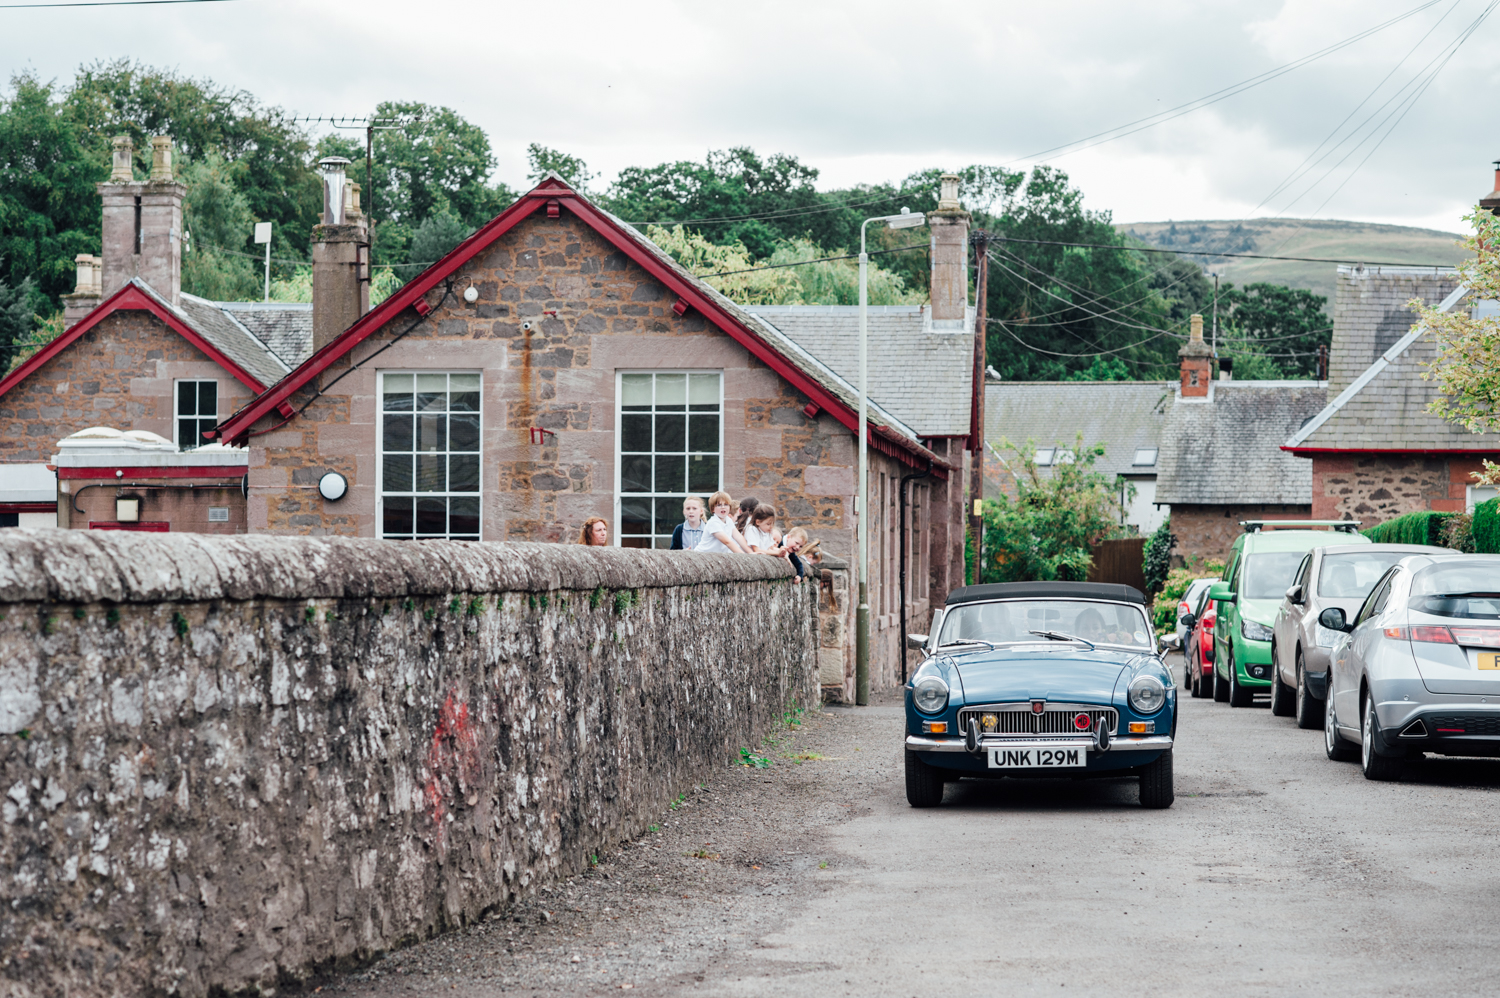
[945, 581, 1147, 606]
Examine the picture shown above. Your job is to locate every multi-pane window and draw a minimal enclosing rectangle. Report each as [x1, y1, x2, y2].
[617, 371, 721, 548]
[379, 372, 481, 541]
[176, 380, 217, 450]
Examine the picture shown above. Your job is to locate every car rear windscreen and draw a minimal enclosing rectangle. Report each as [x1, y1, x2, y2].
[1409, 562, 1500, 619]
[937, 600, 1151, 649]
[1241, 551, 1307, 600]
[1318, 552, 1412, 599]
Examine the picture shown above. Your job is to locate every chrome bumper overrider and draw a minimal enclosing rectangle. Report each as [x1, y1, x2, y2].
[905, 734, 1173, 754]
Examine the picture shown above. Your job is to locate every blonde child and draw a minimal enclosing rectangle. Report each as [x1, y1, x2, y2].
[671, 496, 706, 550]
[694, 491, 749, 553]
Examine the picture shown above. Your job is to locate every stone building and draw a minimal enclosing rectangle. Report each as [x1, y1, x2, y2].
[1282, 264, 1500, 520]
[0, 135, 313, 529]
[213, 173, 976, 696]
[1154, 316, 1327, 564]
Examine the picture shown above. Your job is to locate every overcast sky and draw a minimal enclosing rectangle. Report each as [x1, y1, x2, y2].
[4, 0, 1496, 233]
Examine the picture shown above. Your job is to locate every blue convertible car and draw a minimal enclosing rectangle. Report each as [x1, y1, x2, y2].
[904, 581, 1177, 808]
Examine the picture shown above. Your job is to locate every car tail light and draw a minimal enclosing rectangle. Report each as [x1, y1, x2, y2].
[1447, 627, 1500, 648]
[1179, 601, 1190, 615]
[1203, 613, 1215, 632]
[1383, 626, 1457, 643]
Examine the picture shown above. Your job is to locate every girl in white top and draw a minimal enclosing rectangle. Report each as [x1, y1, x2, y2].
[694, 491, 750, 553]
[743, 504, 781, 554]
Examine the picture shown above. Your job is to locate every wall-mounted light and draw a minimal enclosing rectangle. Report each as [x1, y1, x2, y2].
[318, 472, 348, 502]
[116, 495, 140, 522]
[463, 284, 479, 304]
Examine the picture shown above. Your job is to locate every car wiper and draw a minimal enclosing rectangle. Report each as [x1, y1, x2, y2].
[1434, 592, 1500, 599]
[1028, 630, 1096, 651]
[938, 638, 996, 651]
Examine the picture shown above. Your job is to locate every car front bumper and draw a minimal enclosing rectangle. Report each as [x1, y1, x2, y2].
[1224, 635, 1273, 686]
[906, 734, 1172, 773]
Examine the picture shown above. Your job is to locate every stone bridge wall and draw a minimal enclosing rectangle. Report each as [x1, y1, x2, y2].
[0, 532, 816, 998]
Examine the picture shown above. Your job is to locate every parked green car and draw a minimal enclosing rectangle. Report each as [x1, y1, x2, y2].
[1210, 522, 1370, 707]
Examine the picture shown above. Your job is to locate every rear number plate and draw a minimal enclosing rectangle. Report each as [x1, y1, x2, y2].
[987, 745, 1085, 769]
[1479, 653, 1500, 670]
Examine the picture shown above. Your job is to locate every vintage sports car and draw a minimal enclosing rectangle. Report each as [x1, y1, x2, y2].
[1322, 553, 1500, 781]
[904, 581, 1177, 809]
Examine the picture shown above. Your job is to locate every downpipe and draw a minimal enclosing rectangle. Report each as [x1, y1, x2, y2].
[898, 460, 934, 685]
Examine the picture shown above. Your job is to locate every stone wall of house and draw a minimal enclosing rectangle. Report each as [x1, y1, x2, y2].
[0, 311, 255, 462]
[1170, 503, 1312, 566]
[1310, 454, 1495, 524]
[0, 531, 815, 998]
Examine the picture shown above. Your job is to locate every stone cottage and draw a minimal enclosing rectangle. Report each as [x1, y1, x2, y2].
[212, 173, 977, 696]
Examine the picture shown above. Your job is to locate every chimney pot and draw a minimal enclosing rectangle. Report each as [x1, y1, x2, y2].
[149, 137, 174, 182]
[1483, 159, 1500, 216]
[937, 173, 961, 211]
[345, 180, 363, 221]
[110, 135, 133, 182]
[1190, 313, 1204, 343]
[320, 157, 351, 225]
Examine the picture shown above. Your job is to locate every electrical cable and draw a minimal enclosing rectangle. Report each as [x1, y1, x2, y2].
[0, 0, 238, 6]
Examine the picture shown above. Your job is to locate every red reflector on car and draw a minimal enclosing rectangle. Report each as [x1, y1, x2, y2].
[1437, 728, 1465, 733]
[1448, 627, 1500, 648]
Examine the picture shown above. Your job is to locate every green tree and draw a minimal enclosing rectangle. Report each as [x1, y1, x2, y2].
[180, 153, 259, 300]
[1217, 282, 1329, 379]
[0, 276, 36, 370]
[400, 209, 472, 280]
[0, 72, 105, 306]
[980, 436, 1127, 583]
[526, 144, 595, 191]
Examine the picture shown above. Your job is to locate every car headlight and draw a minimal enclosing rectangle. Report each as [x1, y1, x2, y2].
[912, 676, 949, 714]
[1128, 674, 1167, 715]
[1241, 618, 1274, 642]
[1315, 624, 1344, 648]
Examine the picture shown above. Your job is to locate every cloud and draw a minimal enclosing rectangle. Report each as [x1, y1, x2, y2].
[2, 0, 1492, 230]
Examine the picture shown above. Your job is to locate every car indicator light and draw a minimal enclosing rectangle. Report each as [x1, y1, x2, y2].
[1387, 626, 1457, 643]
[923, 721, 948, 734]
[1128, 721, 1154, 734]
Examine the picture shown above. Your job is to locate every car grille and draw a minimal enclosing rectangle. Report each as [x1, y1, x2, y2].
[1428, 714, 1500, 736]
[957, 703, 1118, 736]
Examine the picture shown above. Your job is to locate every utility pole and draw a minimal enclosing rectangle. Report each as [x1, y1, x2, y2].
[1211, 271, 1220, 359]
[969, 230, 991, 584]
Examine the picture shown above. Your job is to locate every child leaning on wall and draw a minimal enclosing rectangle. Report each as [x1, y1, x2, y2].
[671, 496, 706, 550]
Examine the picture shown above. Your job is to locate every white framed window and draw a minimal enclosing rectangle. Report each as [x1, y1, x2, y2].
[616, 371, 722, 548]
[175, 379, 218, 450]
[1132, 447, 1159, 467]
[1034, 447, 1056, 466]
[378, 372, 481, 541]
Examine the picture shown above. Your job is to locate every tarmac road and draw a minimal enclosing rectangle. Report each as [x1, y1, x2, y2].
[326, 655, 1500, 997]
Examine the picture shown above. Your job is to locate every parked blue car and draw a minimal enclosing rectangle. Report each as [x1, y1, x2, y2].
[904, 581, 1177, 808]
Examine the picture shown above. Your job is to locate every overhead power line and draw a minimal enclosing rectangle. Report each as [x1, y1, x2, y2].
[0, 0, 239, 6]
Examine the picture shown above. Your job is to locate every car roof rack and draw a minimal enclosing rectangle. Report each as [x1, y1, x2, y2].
[1240, 519, 1362, 534]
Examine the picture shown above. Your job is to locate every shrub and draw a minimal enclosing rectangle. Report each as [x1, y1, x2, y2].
[1362, 511, 1452, 546]
[1441, 512, 1477, 553]
[1142, 517, 1175, 597]
[1473, 498, 1500, 553]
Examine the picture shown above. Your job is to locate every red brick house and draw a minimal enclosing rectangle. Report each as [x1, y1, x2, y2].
[1281, 264, 1500, 521]
[0, 135, 311, 531]
[212, 173, 976, 695]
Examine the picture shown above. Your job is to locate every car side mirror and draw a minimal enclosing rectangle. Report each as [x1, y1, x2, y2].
[1208, 581, 1237, 604]
[906, 633, 928, 650]
[1318, 607, 1353, 632]
[1286, 584, 1304, 605]
[1181, 613, 1197, 630]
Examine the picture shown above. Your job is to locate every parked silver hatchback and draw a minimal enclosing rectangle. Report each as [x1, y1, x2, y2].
[1271, 543, 1451, 729]
[1321, 554, 1500, 780]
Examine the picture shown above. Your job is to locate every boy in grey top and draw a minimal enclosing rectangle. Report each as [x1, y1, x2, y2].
[670, 496, 706, 550]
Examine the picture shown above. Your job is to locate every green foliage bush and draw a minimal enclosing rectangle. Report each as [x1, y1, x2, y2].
[1142, 517, 1175, 597]
[1362, 511, 1452, 546]
[1472, 498, 1500, 553]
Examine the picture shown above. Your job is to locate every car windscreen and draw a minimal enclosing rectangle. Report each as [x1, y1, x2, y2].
[1409, 562, 1500, 619]
[1240, 551, 1308, 600]
[1317, 552, 1411, 599]
[937, 600, 1151, 649]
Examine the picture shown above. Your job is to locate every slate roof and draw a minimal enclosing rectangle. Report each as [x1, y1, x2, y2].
[1156, 381, 1327, 505]
[215, 302, 314, 369]
[742, 305, 975, 437]
[1285, 266, 1500, 454]
[173, 292, 291, 387]
[984, 381, 1172, 482]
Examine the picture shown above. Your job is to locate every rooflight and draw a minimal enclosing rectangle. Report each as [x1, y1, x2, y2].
[1035, 448, 1056, 466]
[1133, 447, 1158, 466]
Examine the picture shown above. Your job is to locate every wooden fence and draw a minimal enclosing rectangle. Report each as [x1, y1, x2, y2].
[1086, 537, 1147, 593]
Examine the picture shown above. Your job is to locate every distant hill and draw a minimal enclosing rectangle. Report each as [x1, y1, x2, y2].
[1114, 218, 1468, 308]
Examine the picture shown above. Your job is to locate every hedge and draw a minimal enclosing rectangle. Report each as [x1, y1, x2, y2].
[1474, 498, 1500, 553]
[1361, 510, 1452, 546]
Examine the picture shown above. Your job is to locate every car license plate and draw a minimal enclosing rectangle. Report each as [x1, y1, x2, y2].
[987, 744, 1086, 769]
[1479, 653, 1500, 670]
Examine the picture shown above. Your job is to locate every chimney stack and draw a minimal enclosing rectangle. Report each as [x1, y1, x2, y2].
[1179, 313, 1215, 397]
[311, 157, 369, 353]
[929, 173, 970, 328]
[1482, 159, 1500, 216]
[98, 135, 185, 305]
[61, 254, 103, 329]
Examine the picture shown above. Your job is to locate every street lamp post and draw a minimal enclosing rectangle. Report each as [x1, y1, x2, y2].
[856, 207, 927, 705]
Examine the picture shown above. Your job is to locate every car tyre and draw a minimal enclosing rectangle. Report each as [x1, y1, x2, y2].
[1324, 686, 1358, 761]
[1212, 657, 1229, 702]
[1269, 642, 1295, 717]
[1361, 696, 1403, 782]
[904, 749, 946, 807]
[1138, 749, 1174, 809]
[1227, 653, 1254, 708]
[1294, 648, 1324, 730]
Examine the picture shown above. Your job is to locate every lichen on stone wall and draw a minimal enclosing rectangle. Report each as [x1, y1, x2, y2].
[0, 531, 816, 998]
